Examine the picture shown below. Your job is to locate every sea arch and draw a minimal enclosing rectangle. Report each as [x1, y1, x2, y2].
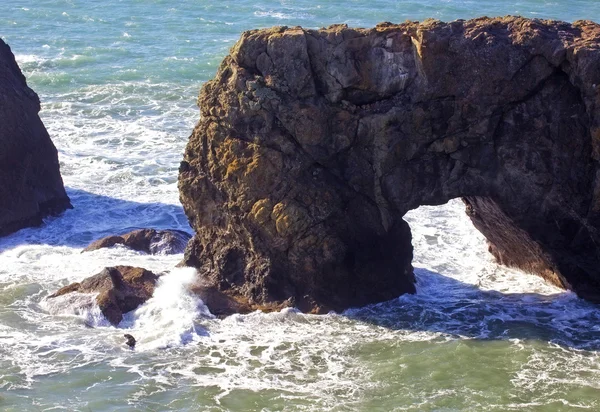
[178, 17, 600, 312]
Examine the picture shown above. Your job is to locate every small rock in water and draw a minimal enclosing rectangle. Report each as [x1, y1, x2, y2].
[83, 228, 192, 255]
[47, 266, 160, 325]
[124, 334, 136, 349]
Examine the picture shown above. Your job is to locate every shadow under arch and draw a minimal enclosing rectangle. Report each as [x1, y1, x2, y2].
[344, 267, 600, 352]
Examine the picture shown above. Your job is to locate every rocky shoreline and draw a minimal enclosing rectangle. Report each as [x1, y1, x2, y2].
[4, 16, 600, 322]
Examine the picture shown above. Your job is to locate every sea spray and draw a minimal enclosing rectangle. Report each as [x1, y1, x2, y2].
[119, 267, 213, 350]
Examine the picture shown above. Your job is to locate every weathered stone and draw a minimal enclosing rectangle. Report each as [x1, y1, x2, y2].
[83, 228, 191, 255]
[48, 266, 159, 325]
[190, 283, 290, 317]
[0, 39, 71, 236]
[179, 17, 600, 312]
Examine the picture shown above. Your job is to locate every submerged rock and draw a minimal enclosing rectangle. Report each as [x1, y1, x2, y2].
[179, 17, 600, 312]
[83, 228, 191, 255]
[0, 39, 71, 236]
[48, 266, 159, 325]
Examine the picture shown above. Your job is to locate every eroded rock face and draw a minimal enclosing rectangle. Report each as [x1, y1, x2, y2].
[83, 229, 192, 255]
[179, 17, 600, 312]
[48, 266, 159, 325]
[0, 39, 71, 236]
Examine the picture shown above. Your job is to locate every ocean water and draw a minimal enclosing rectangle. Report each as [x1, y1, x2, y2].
[2, 1, 600, 410]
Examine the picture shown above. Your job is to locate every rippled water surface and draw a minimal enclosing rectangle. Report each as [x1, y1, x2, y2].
[2, 1, 600, 411]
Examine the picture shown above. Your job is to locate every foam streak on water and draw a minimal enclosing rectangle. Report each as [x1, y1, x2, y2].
[2, 1, 600, 410]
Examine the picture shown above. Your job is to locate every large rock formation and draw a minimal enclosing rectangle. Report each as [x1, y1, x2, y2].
[179, 16, 600, 312]
[0, 39, 71, 236]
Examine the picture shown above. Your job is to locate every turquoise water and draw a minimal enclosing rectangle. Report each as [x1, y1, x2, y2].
[2, 1, 600, 411]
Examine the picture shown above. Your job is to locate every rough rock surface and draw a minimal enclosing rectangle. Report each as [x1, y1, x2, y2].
[179, 16, 600, 312]
[189, 283, 256, 317]
[48, 266, 159, 325]
[83, 228, 192, 255]
[0, 39, 71, 236]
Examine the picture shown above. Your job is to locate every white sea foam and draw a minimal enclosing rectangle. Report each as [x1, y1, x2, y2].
[119, 268, 212, 350]
[14, 54, 45, 65]
[253, 10, 314, 20]
[4, 1, 600, 408]
[164, 56, 195, 61]
[3, 201, 600, 408]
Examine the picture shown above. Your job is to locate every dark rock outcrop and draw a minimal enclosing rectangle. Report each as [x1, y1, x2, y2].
[124, 333, 136, 348]
[83, 228, 192, 255]
[179, 17, 600, 312]
[48, 266, 159, 325]
[0, 39, 71, 236]
[190, 282, 291, 316]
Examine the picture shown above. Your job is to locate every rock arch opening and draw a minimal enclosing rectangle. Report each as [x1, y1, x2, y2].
[179, 17, 600, 314]
[403, 199, 492, 287]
